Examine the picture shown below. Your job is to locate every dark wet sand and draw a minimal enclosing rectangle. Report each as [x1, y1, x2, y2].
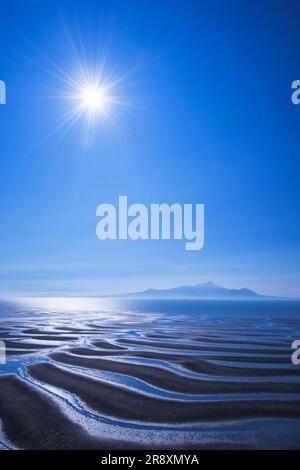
[49, 351, 300, 395]
[117, 338, 291, 356]
[0, 374, 141, 450]
[70, 346, 290, 363]
[0, 371, 256, 450]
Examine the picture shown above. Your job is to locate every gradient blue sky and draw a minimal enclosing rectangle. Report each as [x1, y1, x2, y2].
[0, 0, 299, 297]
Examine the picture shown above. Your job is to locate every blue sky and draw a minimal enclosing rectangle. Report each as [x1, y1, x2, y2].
[0, 0, 299, 297]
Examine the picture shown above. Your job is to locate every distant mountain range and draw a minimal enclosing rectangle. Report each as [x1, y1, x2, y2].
[115, 282, 274, 300]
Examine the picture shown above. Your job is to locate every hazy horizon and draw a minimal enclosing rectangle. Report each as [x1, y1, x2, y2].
[1, 280, 300, 300]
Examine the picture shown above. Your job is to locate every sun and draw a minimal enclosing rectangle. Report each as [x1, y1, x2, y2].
[34, 35, 137, 146]
[80, 84, 109, 113]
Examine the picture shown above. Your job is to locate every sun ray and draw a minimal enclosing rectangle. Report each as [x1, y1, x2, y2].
[21, 20, 147, 151]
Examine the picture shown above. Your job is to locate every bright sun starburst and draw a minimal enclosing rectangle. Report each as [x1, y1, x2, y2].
[79, 84, 109, 113]
[55, 71, 126, 147]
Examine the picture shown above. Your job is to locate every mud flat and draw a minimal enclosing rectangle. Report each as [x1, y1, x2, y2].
[0, 298, 300, 449]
